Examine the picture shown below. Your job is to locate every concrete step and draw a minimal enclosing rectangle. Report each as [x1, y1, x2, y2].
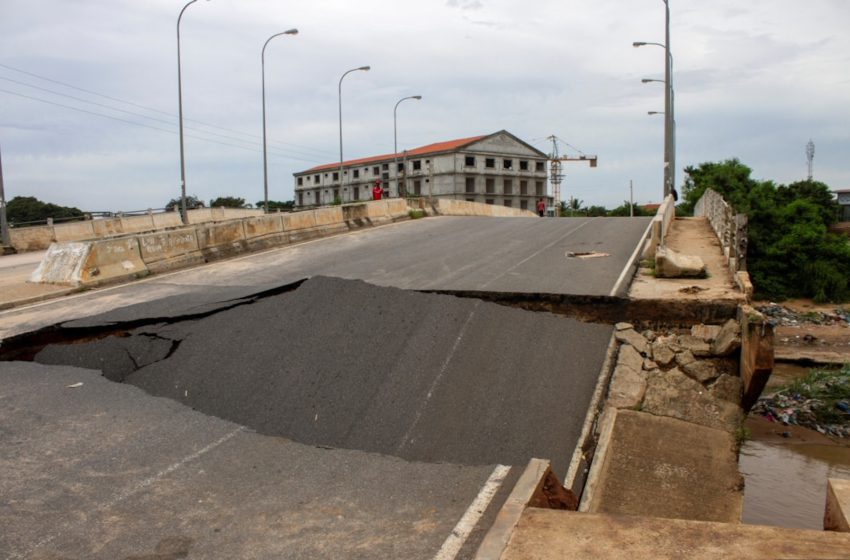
[500, 509, 850, 560]
[580, 408, 744, 523]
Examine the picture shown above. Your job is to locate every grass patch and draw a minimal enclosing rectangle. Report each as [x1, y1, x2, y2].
[408, 209, 426, 219]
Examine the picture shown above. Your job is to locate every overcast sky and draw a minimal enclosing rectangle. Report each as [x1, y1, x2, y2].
[1, 0, 848, 212]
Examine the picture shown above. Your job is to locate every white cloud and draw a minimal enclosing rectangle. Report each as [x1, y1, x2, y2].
[1, 0, 848, 212]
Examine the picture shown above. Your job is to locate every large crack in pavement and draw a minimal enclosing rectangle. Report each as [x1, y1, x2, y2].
[0, 276, 613, 475]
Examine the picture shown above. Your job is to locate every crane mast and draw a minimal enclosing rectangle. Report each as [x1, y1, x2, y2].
[547, 135, 597, 215]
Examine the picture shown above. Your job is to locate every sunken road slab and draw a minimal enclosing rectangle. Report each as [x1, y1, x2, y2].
[23, 276, 612, 476]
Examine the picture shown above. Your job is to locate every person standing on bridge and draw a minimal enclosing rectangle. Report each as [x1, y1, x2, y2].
[537, 199, 546, 217]
[372, 179, 383, 201]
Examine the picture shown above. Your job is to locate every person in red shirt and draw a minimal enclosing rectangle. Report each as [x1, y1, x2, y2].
[372, 179, 383, 200]
[537, 199, 546, 217]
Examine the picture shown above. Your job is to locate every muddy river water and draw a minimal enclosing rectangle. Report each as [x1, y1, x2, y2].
[739, 363, 850, 529]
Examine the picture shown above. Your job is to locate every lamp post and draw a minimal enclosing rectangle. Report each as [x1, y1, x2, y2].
[633, 0, 674, 197]
[177, 0, 209, 225]
[393, 95, 421, 198]
[262, 28, 298, 214]
[338, 66, 370, 203]
[0, 145, 10, 248]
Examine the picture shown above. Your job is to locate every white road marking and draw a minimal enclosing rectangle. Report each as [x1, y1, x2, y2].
[434, 464, 512, 560]
[609, 219, 653, 297]
[396, 300, 480, 452]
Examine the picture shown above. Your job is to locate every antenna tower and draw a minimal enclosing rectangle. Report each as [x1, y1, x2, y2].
[806, 139, 815, 181]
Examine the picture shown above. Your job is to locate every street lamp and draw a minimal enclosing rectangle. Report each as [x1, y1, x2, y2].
[261, 28, 298, 214]
[338, 65, 370, 203]
[633, 0, 674, 198]
[177, 0, 209, 225]
[393, 95, 422, 198]
[0, 145, 10, 248]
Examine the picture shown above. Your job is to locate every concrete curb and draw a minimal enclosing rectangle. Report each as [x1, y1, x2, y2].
[577, 406, 617, 512]
[473, 458, 551, 560]
[564, 332, 619, 492]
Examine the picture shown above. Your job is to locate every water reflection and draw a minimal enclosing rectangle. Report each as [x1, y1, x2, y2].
[740, 439, 850, 529]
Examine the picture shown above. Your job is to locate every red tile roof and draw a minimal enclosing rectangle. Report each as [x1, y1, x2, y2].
[302, 135, 487, 173]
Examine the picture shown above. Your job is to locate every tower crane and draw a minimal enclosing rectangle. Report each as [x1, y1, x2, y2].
[547, 135, 597, 215]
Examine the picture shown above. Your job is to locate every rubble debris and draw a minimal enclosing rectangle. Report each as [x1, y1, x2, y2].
[757, 303, 850, 327]
[752, 365, 850, 438]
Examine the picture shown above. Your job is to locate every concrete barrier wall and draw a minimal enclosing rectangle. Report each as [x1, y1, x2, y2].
[153, 212, 183, 229]
[9, 226, 54, 252]
[138, 228, 203, 273]
[187, 207, 264, 224]
[91, 218, 123, 237]
[424, 198, 536, 218]
[54, 221, 96, 243]
[31, 198, 518, 286]
[645, 194, 676, 259]
[81, 237, 148, 284]
[121, 214, 157, 234]
[694, 188, 748, 272]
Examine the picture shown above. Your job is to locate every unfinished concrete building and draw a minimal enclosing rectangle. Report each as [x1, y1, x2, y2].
[292, 130, 551, 210]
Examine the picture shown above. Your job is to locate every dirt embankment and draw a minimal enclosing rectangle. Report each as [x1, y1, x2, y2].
[758, 300, 850, 364]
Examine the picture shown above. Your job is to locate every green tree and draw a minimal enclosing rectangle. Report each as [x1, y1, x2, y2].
[681, 159, 850, 301]
[165, 195, 204, 211]
[209, 196, 246, 208]
[256, 200, 294, 212]
[6, 196, 84, 225]
[585, 205, 608, 217]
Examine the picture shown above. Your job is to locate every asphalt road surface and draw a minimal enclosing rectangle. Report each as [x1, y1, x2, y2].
[0, 216, 651, 338]
[0, 215, 649, 558]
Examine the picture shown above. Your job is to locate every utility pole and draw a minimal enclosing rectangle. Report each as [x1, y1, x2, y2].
[0, 145, 11, 248]
[629, 180, 634, 217]
[806, 139, 815, 181]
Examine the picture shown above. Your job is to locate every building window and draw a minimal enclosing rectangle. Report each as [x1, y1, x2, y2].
[486, 178, 495, 194]
[332, 172, 339, 181]
[314, 174, 320, 183]
[520, 200, 528, 210]
[520, 180, 528, 195]
[353, 186, 359, 200]
[353, 169, 360, 179]
[503, 159, 513, 170]
[485, 158, 495, 169]
[536, 181, 544, 196]
[503, 179, 513, 195]
[297, 177, 303, 186]
[485, 199, 494, 205]
[334, 189, 339, 200]
[465, 177, 476, 193]
[373, 166, 380, 175]
[466, 198, 475, 202]
[464, 155, 475, 167]
[397, 162, 404, 172]
[413, 160, 422, 171]
[504, 200, 512, 207]
[519, 160, 529, 171]
[382, 163, 389, 171]
[536, 161, 545, 172]
[414, 180, 421, 195]
[298, 192, 303, 206]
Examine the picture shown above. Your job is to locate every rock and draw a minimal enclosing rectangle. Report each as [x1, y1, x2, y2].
[642, 368, 743, 432]
[651, 341, 676, 367]
[615, 328, 649, 356]
[608, 346, 647, 409]
[712, 319, 741, 357]
[676, 334, 712, 357]
[682, 360, 722, 383]
[615, 322, 633, 331]
[655, 246, 707, 278]
[711, 374, 743, 404]
[641, 330, 657, 343]
[643, 359, 658, 371]
[691, 324, 722, 343]
[675, 349, 696, 368]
